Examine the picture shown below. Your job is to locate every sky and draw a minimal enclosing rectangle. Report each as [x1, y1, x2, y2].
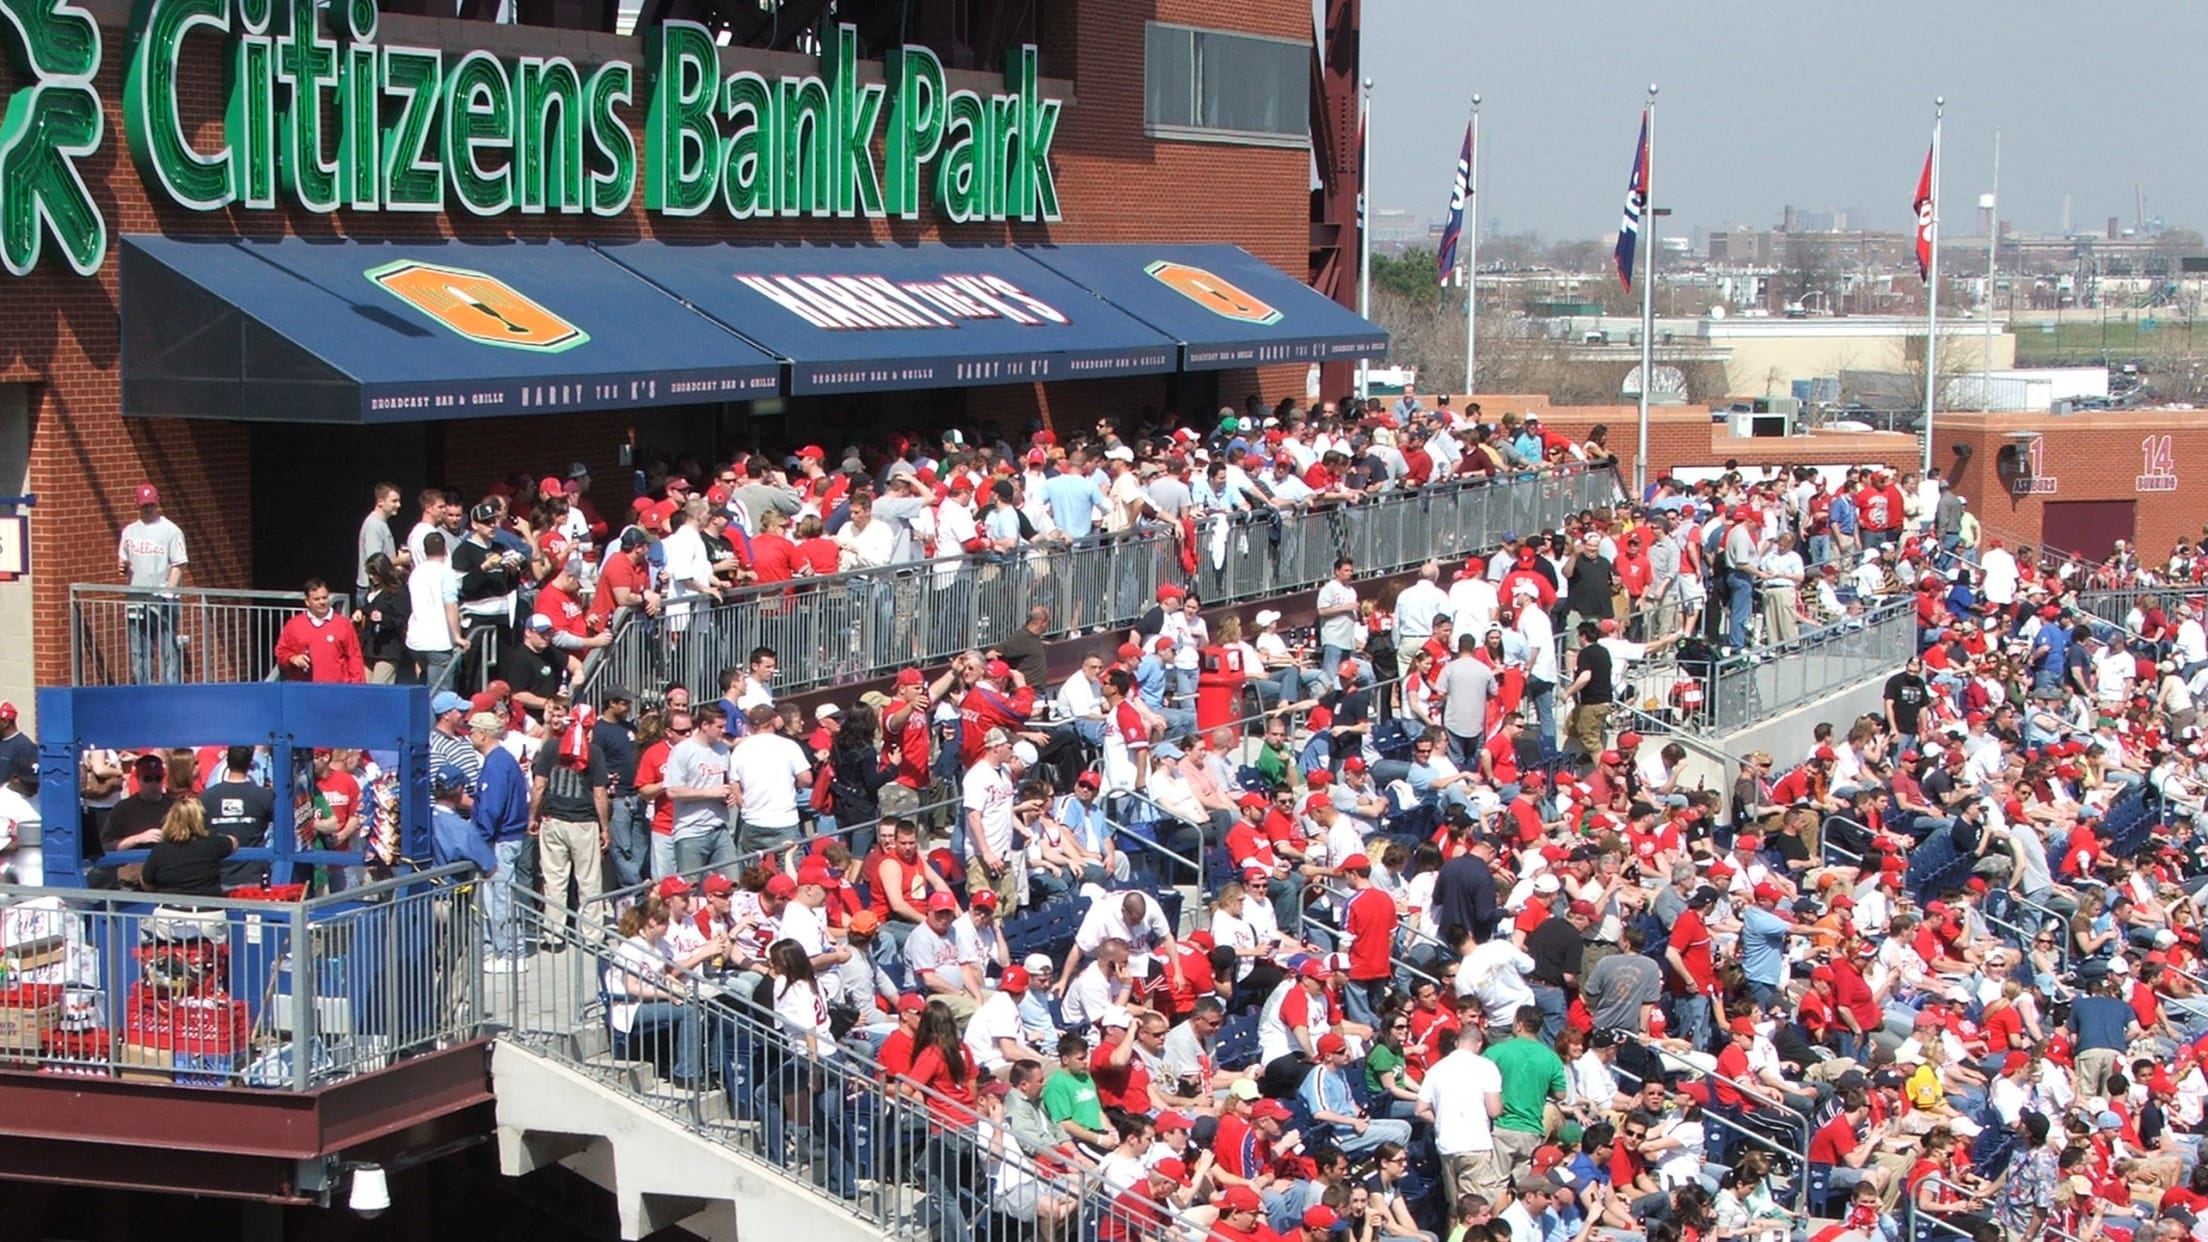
[1363, 2, 2208, 245]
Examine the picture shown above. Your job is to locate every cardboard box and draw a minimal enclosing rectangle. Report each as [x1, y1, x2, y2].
[117, 1043, 175, 1083]
[0, 985, 61, 1055]
[4, 935, 66, 973]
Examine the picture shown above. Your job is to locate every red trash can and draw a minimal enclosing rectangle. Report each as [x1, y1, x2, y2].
[1195, 644, 1249, 734]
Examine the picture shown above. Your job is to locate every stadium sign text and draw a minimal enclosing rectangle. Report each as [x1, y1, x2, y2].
[0, 0, 1061, 276]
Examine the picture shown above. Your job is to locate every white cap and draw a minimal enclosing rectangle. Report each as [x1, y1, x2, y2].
[2109, 956, 2131, 974]
[1099, 1006, 1132, 1028]
[2156, 929, 2179, 948]
[1105, 446, 1136, 463]
[1254, 609, 1282, 628]
[1012, 740, 1040, 768]
[1533, 874, 1561, 894]
[1023, 953, 1054, 973]
[814, 703, 842, 721]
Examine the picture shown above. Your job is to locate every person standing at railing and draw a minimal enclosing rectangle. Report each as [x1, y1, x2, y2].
[468, 712, 532, 971]
[273, 579, 366, 684]
[404, 533, 467, 694]
[117, 482, 188, 685]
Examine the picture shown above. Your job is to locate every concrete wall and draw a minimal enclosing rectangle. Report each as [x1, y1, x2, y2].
[1664, 676, 1893, 818]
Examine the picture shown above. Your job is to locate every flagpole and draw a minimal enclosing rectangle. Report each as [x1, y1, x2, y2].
[1465, 95, 1481, 399]
[1636, 84, 1657, 499]
[1357, 76, 1373, 400]
[1922, 96, 1943, 474]
[1983, 126, 2000, 411]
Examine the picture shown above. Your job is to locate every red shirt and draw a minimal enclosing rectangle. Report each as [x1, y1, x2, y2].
[532, 582, 588, 640]
[749, 533, 799, 584]
[1809, 1114, 1861, 1165]
[796, 536, 840, 574]
[1212, 1111, 1270, 1180]
[1797, 988, 1834, 1038]
[1090, 1036, 1152, 1113]
[1670, 908, 1716, 995]
[886, 703, 932, 789]
[1714, 1042, 1752, 1108]
[1484, 733, 1521, 784]
[590, 550, 648, 627]
[315, 770, 361, 841]
[636, 740, 674, 835]
[904, 1044, 978, 1130]
[1344, 887, 1397, 981]
[1609, 1139, 1648, 1189]
[1830, 958, 1881, 1031]
[1768, 768, 1813, 805]
[274, 612, 366, 683]
[1226, 820, 1278, 871]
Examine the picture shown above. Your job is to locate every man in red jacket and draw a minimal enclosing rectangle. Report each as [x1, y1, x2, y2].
[274, 579, 365, 682]
[957, 659, 1040, 767]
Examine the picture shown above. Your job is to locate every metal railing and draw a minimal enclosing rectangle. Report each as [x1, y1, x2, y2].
[0, 866, 479, 1089]
[2075, 586, 2194, 634]
[70, 584, 349, 688]
[498, 891, 1154, 1242]
[1687, 598, 1919, 734]
[574, 466, 1622, 702]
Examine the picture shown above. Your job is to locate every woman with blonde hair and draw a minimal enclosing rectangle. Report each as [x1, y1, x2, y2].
[139, 799, 236, 897]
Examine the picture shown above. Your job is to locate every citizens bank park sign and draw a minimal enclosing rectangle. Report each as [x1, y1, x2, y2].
[0, 0, 1062, 276]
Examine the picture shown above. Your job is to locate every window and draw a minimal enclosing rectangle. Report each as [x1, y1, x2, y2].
[1145, 23, 1309, 147]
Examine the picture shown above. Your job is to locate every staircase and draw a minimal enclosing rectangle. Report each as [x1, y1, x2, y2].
[484, 893, 1132, 1242]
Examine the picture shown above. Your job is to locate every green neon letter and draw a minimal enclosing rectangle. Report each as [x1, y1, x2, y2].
[444, 49, 514, 215]
[644, 20, 717, 216]
[883, 43, 941, 220]
[0, 0, 106, 274]
[125, 0, 233, 210]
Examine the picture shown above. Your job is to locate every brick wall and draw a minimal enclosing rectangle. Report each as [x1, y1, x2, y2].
[1936, 411, 2208, 560]
[1454, 395, 1927, 486]
[11, 0, 1318, 688]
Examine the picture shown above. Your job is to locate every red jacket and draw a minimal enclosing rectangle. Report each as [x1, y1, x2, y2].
[275, 612, 365, 683]
[956, 683, 1035, 767]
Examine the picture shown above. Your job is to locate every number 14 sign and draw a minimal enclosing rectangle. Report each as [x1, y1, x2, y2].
[2139, 435, 2179, 493]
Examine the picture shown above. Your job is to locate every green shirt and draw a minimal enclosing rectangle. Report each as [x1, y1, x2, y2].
[1042, 1068, 1103, 1130]
[1484, 1035, 1566, 1135]
[1365, 1042, 1407, 1095]
[1255, 742, 1292, 789]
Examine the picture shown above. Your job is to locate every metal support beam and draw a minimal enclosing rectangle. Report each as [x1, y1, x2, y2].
[1311, 0, 1363, 398]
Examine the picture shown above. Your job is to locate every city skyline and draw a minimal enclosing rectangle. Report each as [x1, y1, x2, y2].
[1365, 2, 2207, 245]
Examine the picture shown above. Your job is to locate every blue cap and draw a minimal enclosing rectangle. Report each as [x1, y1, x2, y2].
[430, 691, 468, 716]
[1154, 742, 1184, 760]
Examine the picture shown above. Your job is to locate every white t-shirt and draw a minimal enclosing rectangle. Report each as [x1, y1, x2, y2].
[2093, 649, 2134, 701]
[962, 759, 1018, 862]
[1317, 579, 1359, 650]
[777, 899, 842, 1001]
[963, 990, 1026, 1071]
[727, 732, 808, 829]
[404, 559, 460, 652]
[1417, 1049, 1502, 1155]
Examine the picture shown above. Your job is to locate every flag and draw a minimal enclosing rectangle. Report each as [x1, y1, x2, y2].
[1912, 143, 1935, 282]
[1356, 94, 1368, 235]
[1614, 110, 1650, 290]
[1436, 121, 1472, 286]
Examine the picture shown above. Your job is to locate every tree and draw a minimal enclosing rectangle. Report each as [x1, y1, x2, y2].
[1778, 234, 1843, 309]
[1372, 248, 1446, 308]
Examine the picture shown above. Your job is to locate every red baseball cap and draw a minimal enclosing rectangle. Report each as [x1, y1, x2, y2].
[1752, 882, 1783, 903]
[701, 873, 735, 896]
[1302, 1207, 1342, 1231]
[134, 483, 159, 505]
[1155, 1110, 1193, 1133]
[657, 876, 694, 898]
[1000, 965, 1030, 993]
[1304, 793, 1332, 815]
[1316, 1033, 1347, 1056]
[1343, 756, 1366, 773]
[764, 874, 798, 898]
[1306, 769, 1333, 788]
[1339, 853, 1371, 872]
[796, 861, 835, 887]
[0, 702, 15, 721]
[971, 889, 999, 911]
[926, 891, 960, 913]
[796, 444, 825, 460]
[1217, 1186, 1263, 1214]
[984, 658, 1011, 681]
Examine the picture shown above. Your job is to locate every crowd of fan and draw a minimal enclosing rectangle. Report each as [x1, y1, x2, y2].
[65, 395, 2208, 1242]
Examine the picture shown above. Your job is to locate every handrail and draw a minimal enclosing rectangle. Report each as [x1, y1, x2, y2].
[1678, 597, 1919, 735]
[70, 582, 352, 688]
[1905, 1172, 1992, 1242]
[1630, 1032, 1814, 1177]
[501, 890, 1151, 1240]
[572, 464, 1625, 702]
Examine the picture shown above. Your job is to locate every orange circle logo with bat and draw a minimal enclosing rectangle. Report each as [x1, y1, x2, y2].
[1145, 260, 1282, 326]
[366, 260, 589, 353]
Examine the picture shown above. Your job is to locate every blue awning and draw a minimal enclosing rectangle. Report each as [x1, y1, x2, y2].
[121, 237, 783, 424]
[1020, 244, 1388, 370]
[596, 242, 1181, 396]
